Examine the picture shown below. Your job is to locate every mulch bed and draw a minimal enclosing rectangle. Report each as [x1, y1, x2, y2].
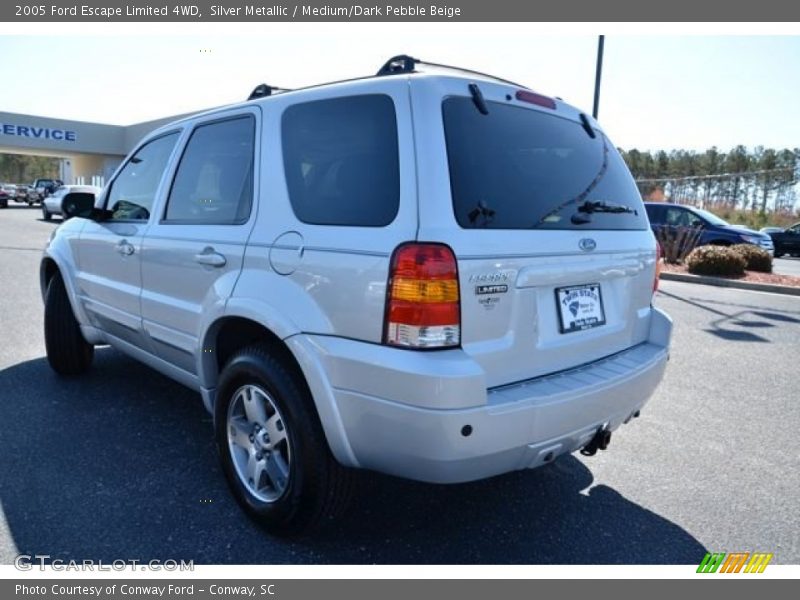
[661, 262, 800, 288]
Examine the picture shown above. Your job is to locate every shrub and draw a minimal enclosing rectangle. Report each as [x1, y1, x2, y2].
[685, 246, 746, 277]
[730, 243, 772, 273]
[652, 225, 703, 264]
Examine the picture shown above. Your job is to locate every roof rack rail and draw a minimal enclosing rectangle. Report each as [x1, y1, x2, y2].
[247, 83, 292, 101]
[376, 54, 528, 89]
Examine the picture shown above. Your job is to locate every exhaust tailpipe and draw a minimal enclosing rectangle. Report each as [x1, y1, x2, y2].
[580, 427, 612, 457]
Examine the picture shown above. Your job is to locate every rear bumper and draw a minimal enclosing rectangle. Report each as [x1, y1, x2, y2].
[288, 308, 672, 484]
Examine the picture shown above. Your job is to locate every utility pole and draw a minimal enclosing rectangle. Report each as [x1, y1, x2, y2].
[592, 35, 605, 120]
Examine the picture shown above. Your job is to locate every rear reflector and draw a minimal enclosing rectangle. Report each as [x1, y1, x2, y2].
[384, 243, 461, 349]
[515, 90, 557, 110]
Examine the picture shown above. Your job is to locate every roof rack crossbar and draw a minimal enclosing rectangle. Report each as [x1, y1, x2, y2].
[375, 54, 528, 89]
[247, 83, 292, 101]
[246, 55, 529, 103]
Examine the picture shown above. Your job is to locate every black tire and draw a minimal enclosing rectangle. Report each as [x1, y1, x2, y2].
[42, 205, 51, 221]
[44, 273, 94, 375]
[215, 343, 355, 536]
[774, 252, 784, 258]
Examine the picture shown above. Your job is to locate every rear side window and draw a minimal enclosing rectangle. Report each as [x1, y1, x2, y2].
[165, 116, 255, 224]
[443, 98, 648, 230]
[281, 94, 399, 227]
[106, 132, 179, 221]
[644, 204, 662, 223]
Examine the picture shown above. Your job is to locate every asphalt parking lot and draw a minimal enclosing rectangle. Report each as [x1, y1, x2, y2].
[774, 255, 800, 278]
[0, 205, 798, 565]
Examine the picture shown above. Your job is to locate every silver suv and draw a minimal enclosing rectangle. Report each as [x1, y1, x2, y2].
[41, 56, 672, 534]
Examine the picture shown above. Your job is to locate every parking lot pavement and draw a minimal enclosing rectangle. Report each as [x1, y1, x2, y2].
[773, 256, 800, 278]
[0, 206, 798, 564]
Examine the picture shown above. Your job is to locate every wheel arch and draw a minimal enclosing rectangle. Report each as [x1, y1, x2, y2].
[200, 315, 358, 468]
[40, 256, 60, 302]
[202, 316, 302, 391]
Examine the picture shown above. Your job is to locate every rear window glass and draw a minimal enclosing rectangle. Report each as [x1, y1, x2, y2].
[442, 98, 648, 230]
[281, 94, 399, 227]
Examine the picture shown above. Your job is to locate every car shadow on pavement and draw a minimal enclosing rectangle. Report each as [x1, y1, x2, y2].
[0, 349, 707, 565]
[657, 289, 797, 343]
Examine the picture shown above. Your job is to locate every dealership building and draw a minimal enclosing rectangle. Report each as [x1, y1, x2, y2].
[0, 110, 192, 186]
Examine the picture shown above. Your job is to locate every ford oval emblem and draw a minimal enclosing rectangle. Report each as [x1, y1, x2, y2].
[579, 238, 596, 252]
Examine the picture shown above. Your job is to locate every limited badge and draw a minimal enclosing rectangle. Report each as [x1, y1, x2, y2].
[475, 284, 508, 295]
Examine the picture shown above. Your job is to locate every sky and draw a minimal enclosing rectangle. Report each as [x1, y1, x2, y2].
[1, 28, 799, 153]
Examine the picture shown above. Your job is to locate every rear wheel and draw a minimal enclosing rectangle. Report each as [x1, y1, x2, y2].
[44, 273, 94, 375]
[215, 343, 354, 535]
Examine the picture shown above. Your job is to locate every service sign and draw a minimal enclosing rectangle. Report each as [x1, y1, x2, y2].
[0, 123, 77, 142]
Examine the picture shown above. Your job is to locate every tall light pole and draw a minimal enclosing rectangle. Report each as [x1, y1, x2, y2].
[592, 35, 605, 120]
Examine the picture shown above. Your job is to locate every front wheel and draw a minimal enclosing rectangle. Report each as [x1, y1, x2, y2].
[215, 344, 354, 536]
[42, 205, 51, 221]
[44, 273, 94, 375]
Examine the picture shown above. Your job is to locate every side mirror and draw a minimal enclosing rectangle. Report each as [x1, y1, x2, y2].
[61, 192, 96, 220]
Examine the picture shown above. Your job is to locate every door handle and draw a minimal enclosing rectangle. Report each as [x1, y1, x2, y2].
[116, 240, 135, 256]
[194, 248, 227, 268]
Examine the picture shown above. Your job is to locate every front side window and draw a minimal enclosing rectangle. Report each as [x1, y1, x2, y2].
[443, 98, 648, 230]
[106, 132, 179, 221]
[665, 208, 692, 227]
[165, 116, 255, 224]
[281, 94, 399, 227]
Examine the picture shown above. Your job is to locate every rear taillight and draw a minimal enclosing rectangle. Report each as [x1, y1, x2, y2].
[653, 241, 662, 294]
[384, 243, 460, 349]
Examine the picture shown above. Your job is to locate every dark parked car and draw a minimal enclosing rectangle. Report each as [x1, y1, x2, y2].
[644, 202, 774, 255]
[767, 223, 800, 258]
[31, 178, 62, 203]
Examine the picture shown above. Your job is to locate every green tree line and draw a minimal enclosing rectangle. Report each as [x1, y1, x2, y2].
[620, 146, 799, 213]
[0, 153, 60, 185]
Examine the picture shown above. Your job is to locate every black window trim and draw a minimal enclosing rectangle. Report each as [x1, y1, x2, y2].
[280, 93, 401, 228]
[160, 113, 257, 226]
[102, 129, 182, 223]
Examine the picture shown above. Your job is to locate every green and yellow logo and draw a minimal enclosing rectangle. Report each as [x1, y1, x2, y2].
[697, 552, 773, 574]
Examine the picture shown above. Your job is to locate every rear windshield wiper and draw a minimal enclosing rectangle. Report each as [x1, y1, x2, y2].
[530, 135, 610, 229]
[467, 199, 495, 227]
[571, 200, 637, 225]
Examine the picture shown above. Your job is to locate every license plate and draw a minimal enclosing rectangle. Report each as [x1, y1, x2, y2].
[555, 284, 606, 333]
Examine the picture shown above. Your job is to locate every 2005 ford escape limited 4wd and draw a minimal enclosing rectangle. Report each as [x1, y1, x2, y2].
[41, 56, 672, 534]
